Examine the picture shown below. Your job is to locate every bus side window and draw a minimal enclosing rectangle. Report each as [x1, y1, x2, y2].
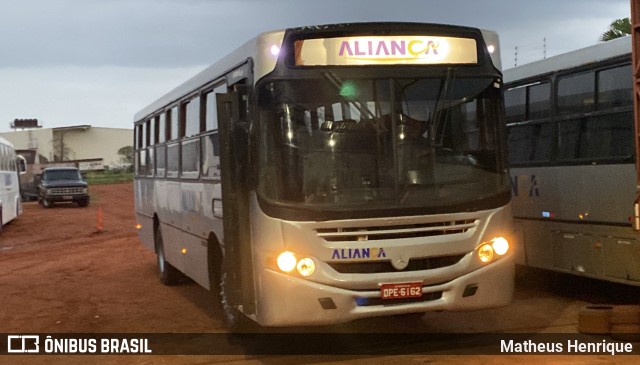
[17, 156, 27, 174]
[201, 133, 220, 179]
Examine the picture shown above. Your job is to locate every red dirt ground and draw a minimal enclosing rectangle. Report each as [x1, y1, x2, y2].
[0, 183, 225, 334]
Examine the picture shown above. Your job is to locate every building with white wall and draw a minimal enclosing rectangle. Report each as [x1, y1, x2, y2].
[0, 125, 133, 169]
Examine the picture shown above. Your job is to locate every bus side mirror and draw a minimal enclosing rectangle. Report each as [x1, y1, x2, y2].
[16, 156, 27, 175]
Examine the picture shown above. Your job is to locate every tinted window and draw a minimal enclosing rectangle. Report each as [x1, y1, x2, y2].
[557, 72, 595, 115]
[557, 120, 580, 159]
[146, 148, 154, 177]
[181, 138, 199, 177]
[170, 106, 179, 140]
[598, 65, 632, 109]
[185, 98, 200, 137]
[156, 145, 166, 178]
[528, 82, 551, 119]
[167, 143, 179, 178]
[138, 150, 147, 176]
[505, 87, 526, 123]
[158, 113, 167, 143]
[508, 125, 534, 163]
[578, 111, 633, 159]
[205, 84, 226, 131]
[201, 133, 220, 179]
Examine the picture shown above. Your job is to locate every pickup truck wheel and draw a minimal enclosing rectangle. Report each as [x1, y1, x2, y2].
[78, 199, 89, 208]
[43, 199, 53, 208]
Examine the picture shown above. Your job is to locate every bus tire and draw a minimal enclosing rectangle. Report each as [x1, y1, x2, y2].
[155, 224, 180, 286]
[220, 270, 254, 333]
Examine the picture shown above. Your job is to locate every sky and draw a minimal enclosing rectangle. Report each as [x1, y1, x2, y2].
[0, 0, 631, 132]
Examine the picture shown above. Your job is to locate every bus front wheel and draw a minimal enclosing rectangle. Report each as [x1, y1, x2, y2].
[219, 270, 255, 333]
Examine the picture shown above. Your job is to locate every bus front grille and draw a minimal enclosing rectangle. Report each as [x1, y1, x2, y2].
[328, 254, 466, 274]
[315, 219, 477, 242]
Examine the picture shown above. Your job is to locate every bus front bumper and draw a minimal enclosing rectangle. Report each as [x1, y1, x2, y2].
[254, 254, 515, 327]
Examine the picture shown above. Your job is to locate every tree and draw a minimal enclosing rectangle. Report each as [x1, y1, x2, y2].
[118, 145, 134, 165]
[600, 17, 631, 41]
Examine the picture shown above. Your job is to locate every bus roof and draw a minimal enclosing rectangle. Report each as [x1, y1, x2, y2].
[503, 36, 631, 84]
[135, 22, 500, 122]
[134, 29, 286, 122]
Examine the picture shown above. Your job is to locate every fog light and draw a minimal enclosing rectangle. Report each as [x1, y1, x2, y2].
[478, 244, 494, 263]
[277, 251, 297, 273]
[492, 237, 509, 256]
[296, 257, 315, 277]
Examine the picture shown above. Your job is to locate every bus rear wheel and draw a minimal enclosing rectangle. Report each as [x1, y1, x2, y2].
[155, 224, 180, 285]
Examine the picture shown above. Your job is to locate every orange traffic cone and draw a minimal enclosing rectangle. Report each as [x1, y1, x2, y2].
[96, 207, 104, 232]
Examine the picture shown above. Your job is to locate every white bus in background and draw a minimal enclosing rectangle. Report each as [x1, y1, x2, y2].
[134, 22, 514, 330]
[504, 36, 640, 285]
[0, 136, 24, 233]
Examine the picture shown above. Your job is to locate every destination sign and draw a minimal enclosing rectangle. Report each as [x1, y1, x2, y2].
[294, 35, 478, 66]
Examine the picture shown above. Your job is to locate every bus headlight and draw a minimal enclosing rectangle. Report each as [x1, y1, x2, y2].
[276, 251, 316, 277]
[276, 251, 297, 273]
[492, 237, 509, 256]
[296, 257, 315, 277]
[477, 237, 510, 264]
[478, 244, 494, 263]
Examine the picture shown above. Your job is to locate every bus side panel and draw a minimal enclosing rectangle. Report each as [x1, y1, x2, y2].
[0, 171, 20, 225]
[134, 178, 156, 251]
[511, 164, 640, 284]
[140, 178, 223, 290]
[511, 164, 636, 224]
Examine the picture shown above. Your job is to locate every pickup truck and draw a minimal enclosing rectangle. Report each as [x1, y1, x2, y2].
[38, 167, 90, 208]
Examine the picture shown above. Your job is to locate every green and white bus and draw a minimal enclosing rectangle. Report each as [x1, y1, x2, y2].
[133, 22, 514, 329]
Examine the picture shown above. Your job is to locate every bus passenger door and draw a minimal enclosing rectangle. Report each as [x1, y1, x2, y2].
[216, 86, 255, 318]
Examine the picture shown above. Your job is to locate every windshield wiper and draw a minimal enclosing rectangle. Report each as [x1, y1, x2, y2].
[322, 72, 385, 132]
[430, 68, 456, 147]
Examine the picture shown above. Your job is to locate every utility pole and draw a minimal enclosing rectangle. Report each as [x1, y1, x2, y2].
[514, 46, 518, 67]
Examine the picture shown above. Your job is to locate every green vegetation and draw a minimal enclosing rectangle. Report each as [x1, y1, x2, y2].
[600, 17, 631, 41]
[85, 170, 133, 185]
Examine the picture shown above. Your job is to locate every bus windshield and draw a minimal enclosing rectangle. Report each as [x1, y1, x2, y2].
[258, 75, 508, 212]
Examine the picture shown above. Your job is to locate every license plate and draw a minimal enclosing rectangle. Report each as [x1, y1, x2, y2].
[62, 196, 73, 200]
[380, 282, 422, 300]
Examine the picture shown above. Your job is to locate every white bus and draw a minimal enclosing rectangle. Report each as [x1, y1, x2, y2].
[134, 22, 514, 329]
[0, 136, 24, 233]
[504, 36, 640, 285]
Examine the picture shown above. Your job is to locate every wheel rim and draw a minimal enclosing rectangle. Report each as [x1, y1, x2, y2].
[156, 227, 166, 274]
